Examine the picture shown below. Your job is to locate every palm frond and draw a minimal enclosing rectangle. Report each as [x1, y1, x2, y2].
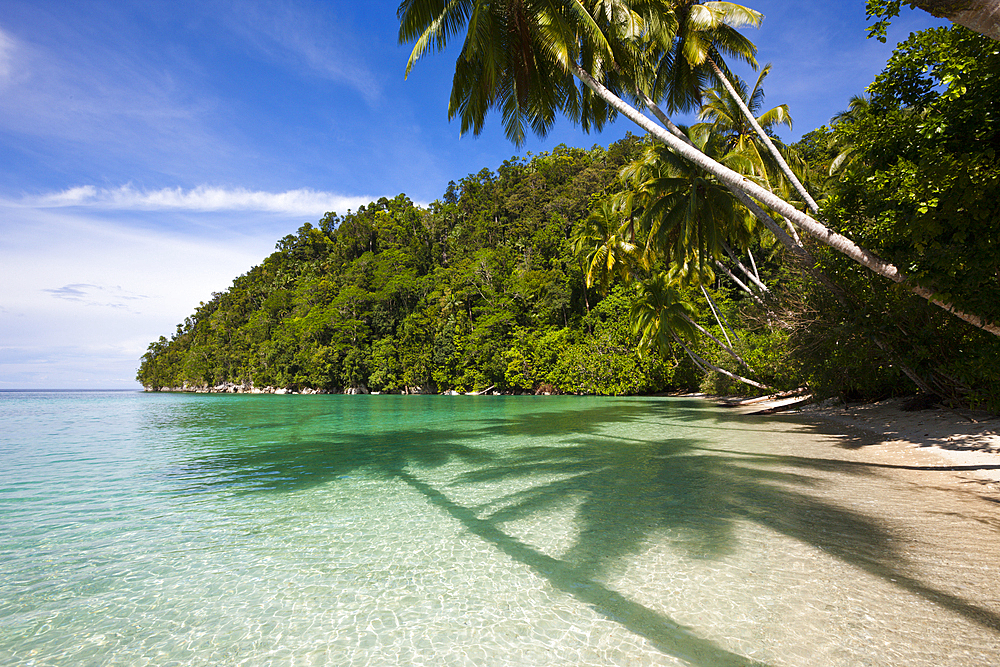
[401, 0, 475, 77]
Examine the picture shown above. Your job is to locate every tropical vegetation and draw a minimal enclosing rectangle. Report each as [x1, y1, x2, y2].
[138, 6, 1000, 409]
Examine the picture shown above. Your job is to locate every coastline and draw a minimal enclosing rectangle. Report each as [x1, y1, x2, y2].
[710, 392, 1000, 492]
[143, 383, 1000, 494]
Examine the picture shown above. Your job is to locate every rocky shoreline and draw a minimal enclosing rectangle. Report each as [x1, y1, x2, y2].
[146, 382, 418, 395]
[147, 382, 366, 395]
[142, 381, 546, 396]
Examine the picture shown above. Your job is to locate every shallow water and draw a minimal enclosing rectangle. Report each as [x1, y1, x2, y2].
[1, 391, 998, 666]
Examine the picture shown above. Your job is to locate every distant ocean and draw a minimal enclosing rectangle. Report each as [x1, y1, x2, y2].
[2, 391, 998, 665]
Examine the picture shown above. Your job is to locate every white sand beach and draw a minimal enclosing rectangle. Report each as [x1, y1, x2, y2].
[719, 393, 1000, 494]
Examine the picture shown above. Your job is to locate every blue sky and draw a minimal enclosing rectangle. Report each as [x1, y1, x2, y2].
[0, 0, 945, 389]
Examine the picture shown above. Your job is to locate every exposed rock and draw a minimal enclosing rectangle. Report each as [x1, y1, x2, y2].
[143, 383, 346, 395]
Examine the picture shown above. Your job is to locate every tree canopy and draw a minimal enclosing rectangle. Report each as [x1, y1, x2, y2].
[866, 0, 1000, 42]
[139, 22, 1000, 410]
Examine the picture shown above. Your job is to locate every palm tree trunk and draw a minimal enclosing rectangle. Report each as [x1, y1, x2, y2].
[705, 57, 819, 214]
[637, 90, 691, 143]
[722, 242, 768, 293]
[682, 313, 755, 375]
[713, 259, 767, 310]
[672, 332, 771, 391]
[783, 217, 802, 245]
[747, 248, 761, 283]
[700, 285, 739, 344]
[571, 62, 1000, 337]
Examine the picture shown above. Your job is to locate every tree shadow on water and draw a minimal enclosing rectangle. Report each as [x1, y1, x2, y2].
[459, 433, 1000, 630]
[166, 398, 999, 664]
[168, 401, 774, 665]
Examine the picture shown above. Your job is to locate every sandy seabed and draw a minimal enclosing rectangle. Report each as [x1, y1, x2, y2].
[4, 392, 999, 665]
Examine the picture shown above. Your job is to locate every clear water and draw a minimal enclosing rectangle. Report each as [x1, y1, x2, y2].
[1, 392, 998, 666]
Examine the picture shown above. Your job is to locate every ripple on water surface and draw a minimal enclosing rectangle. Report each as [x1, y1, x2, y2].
[1, 391, 998, 666]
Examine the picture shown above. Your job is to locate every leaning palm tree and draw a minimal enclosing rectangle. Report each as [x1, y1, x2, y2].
[628, 83, 939, 396]
[695, 65, 810, 273]
[398, 0, 1000, 337]
[619, 127, 776, 351]
[698, 65, 797, 190]
[618, 124, 762, 291]
[631, 273, 770, 389]
[652, 2, 819, 213]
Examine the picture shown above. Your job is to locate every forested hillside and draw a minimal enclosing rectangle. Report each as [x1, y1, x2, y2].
[139, 25, 1000, 408]
[137, 138, 696, 395]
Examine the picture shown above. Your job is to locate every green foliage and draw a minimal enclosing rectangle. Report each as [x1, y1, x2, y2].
[138, 139, 682, 396]
[866, 0, 906, 42]
[544, 286, 676, 395]
[140, 25, 1000, 408]
[783, 26, 1000, 408]
[865, 0, 982, 42]
[823, 27, 1000, 318]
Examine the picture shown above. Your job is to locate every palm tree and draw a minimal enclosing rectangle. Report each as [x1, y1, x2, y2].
[577, 46, 1000, 338]
[571, 199, 639, 294]
[628, 75, 941, 397]
[696, 65, 807, 286]
[398, 0, 1000, 337]
[617, 124, 754, 279]
[616, 125, 776, 351]
[644, 2, 759, 112]
[399, 0, 639, 146]
[631, 274, 770, 389]
[827, 95, 871, 177]
[631, 273, 697, 353]
[617, 123, 776, 309]
[619, 126, 777, 349]
[697, 65, 799, 192]
[646, 2, 819, 213]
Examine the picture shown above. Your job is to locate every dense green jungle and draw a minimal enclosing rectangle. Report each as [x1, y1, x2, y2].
[138, 24, 1000, 410]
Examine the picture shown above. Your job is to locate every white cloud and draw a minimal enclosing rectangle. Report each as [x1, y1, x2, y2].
[223, 0, 382, 106]
[0, 203, 282, 388]
[0, 25, 14, 82]
[42, 283, 148, 310]
[21, 184, 374, 217]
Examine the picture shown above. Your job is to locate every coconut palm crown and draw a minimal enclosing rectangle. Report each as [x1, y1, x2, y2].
[399, 0, 648, 146]
[398, 0, 1000, 336]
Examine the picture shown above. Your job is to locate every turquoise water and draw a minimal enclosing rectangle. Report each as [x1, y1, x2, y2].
[1, 391, 998, 666]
